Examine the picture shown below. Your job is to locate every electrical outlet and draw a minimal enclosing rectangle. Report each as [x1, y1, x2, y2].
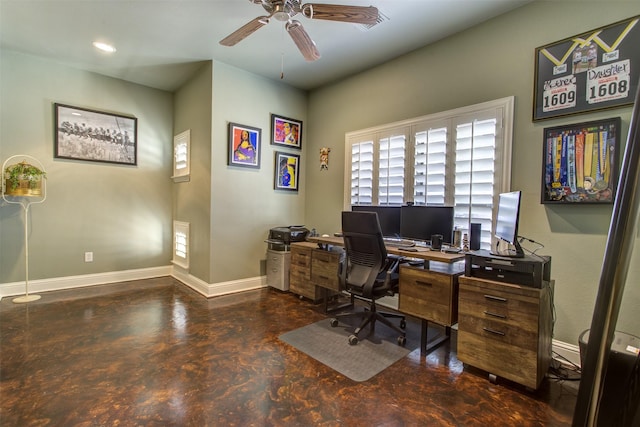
[84, 252, 93, 262]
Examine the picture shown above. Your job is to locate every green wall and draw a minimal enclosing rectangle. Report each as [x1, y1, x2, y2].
[173, 62, 213, 282]
[304, 1, 640, 345]
[0, 50, 173, 283]
[210, 62, 308, 283]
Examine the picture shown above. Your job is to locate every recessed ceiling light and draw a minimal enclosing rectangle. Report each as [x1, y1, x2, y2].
[92, 41, 116, 53]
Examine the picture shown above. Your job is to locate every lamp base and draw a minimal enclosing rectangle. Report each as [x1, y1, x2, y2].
[13, 294, 41, 303]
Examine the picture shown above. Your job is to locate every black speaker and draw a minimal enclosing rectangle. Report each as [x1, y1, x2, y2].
[579, 330, 640, 426]
[470, 223, 481, 250]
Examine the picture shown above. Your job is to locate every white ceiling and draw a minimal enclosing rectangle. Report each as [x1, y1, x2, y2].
[0, 0, 532, 92]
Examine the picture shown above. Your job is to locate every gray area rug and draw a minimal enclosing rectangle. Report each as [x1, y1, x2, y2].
[279, 316, 420, 382]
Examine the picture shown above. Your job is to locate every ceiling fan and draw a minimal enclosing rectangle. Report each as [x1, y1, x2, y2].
[220, 0, 380, 61]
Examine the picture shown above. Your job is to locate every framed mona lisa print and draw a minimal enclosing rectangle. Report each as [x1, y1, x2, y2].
[228, 122, 261, 169]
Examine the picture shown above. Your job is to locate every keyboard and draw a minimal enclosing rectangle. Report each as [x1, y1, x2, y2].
[383, 237, 416, 247]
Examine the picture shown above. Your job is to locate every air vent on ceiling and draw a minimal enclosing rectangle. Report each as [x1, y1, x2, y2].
[355, 8, 388, 31]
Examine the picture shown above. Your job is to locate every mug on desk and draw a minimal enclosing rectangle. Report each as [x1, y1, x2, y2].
[430, 234, 443, 250]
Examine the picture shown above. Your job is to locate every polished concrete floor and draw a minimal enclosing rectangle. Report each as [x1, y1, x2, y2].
[0, 277, 578, 426]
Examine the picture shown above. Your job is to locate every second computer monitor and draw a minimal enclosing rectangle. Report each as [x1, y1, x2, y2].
[400, 205, 454, 244]
[351, 205, 401, 237]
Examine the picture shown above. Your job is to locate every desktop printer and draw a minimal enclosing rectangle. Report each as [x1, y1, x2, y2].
[266, 226, 309, 251]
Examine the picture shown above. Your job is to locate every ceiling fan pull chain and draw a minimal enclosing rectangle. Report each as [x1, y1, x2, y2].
[281, 25, 285, 79]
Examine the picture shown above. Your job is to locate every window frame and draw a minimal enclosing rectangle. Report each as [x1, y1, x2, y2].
[344, 97, 515, 249]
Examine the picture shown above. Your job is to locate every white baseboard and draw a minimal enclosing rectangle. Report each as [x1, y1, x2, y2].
[170, 267, 267, 297]
[553, 338, 582, 368]
[0, 266, 172, 300]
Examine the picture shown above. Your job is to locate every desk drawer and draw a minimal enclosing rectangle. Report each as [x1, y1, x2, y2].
[457, 329, 538, 388]
[291, 247, 313, 269]
[458, 282, 540, 335]
[398, 266, 459, 326]
[311, 249, 341, 291]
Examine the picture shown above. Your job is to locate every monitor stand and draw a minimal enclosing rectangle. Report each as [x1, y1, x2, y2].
[490, 239, 525, 258]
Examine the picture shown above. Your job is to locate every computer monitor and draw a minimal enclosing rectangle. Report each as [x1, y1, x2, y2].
[399, 205, 454, 244]
[491, 190, 524, 258]
[351, 205, 401, 237]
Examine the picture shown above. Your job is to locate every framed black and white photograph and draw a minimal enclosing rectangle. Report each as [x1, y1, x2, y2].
[54, 103, 137, 165]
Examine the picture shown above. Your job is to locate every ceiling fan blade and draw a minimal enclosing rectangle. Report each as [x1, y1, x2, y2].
[301, 3, 379, 25]
[219, 16, 270, 46]
[286, 20, 320, 61]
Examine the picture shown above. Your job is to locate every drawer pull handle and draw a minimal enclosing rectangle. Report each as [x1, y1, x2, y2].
[416, 281, 433, 287]
[319, 275, 329, 280]
[483, 311, 506, 319]
[484, 294, 507, 302]
[483, 327, 505, 336]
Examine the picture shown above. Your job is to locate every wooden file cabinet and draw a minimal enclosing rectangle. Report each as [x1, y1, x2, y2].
[457, 276, 553, 389]
[289, 242, 322, 302]
[311, 248, 341, 292]
[398, 263, 463, 326]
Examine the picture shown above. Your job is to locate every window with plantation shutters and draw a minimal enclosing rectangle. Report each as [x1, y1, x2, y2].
[379, 133, 406, 205]
[172, 221, 189, 269]
[350, 140, 374, 205]
[172, 129, 190, 182]
[345, 97, 514, 251]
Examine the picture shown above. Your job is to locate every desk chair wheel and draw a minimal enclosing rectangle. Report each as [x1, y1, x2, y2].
[330, 318, 339, 327]
[400, 319, 407, 329]
[397, 335, 406, 346]
[348, 334, 359, 345]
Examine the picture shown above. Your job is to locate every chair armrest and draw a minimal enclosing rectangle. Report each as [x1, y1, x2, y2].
[385, 254, 404, 274]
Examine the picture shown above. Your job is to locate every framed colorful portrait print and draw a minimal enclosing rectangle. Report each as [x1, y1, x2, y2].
[228, 122, 261, 169]
[271, 114, 302, 149]
[274, 151, 300, 191]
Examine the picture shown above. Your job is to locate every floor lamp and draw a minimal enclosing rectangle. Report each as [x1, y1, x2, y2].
[2, 155, 47, 303]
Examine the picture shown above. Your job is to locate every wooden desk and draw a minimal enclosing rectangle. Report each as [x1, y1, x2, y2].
[306, 235, 465, 264]
[302, 236, 466, 354]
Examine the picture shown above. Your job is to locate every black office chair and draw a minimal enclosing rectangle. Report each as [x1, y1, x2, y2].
[330, 211, 407, 346]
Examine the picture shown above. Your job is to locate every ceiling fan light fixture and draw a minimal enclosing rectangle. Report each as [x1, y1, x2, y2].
[92, 41, 116, 53]
[272, 4, 291, 21]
